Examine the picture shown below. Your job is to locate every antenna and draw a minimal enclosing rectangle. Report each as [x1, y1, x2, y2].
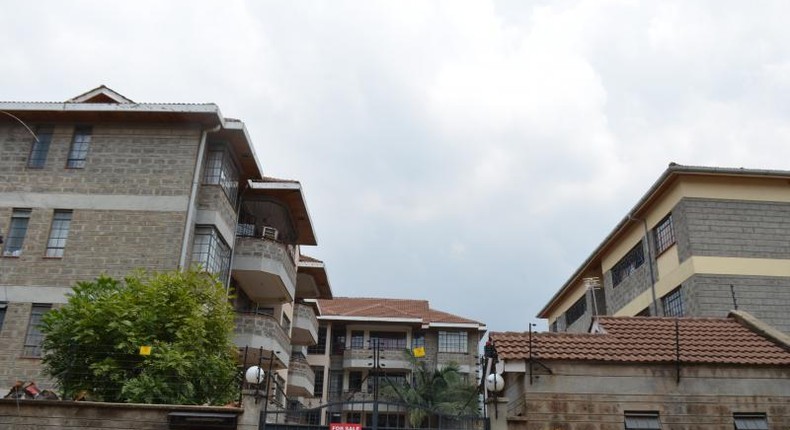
[583, 277, 601, 317]
[730, 285, 738, 310]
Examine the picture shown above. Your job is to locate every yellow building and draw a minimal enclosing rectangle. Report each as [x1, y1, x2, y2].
[539, 164, 790, 333]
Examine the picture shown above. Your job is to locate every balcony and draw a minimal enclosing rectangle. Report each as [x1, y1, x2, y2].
[291, 303, 319, 346]
[234, 312, 291, 370]
[286, 355, 315, 398]
[343, 348, 412, 370]
[232, 234, 297, 304]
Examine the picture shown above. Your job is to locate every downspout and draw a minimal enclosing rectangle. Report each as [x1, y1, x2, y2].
[179, 124, 221, 269]
[627, 214, 659, 316]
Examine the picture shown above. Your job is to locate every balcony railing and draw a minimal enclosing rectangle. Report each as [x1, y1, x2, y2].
[342, 348, 412, 370]
[291, 303, 319, 346]
[232, 235, 297, 303]
[234, 312, 291, 369]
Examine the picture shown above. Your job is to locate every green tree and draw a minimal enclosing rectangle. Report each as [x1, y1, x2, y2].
[382, 355, 479, 428]
[41, 269, 238, 405]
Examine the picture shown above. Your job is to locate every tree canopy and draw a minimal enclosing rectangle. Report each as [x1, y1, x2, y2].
[41, 269, 238, 405]
[382, 355, 480, 428]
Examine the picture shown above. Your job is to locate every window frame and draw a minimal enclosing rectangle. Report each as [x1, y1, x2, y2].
[312, 366, 325, 398]
[733, 413, 768, 430]
[23, 304, 51, 357]
[565, 295, 587, 326]
[0, 301, 7, 333]
[369, 331, 407, 350]
[203, 146, 240, 206]
[66, 126, 92, 169]
[191, 226, 231, 283]
[45, 210, 73, 258]
[438, 331, 468, 353]
[27, 125, 54, 169]
[662, 286, 684, 317]
[624, 411, 661, 430]
[350, 330, 365, 350]
[612, 242, 646, 287]
[2, 208, 32, 257]
[653, 213, 676, 255]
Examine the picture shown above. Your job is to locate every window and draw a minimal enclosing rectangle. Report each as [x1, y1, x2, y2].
[23, 304, 51, 357]
[66, 126, 92, 168]
[191, 226, 231, 283]
[348, 371, 363, 391]
[350, 330, 365, 349]
[637, 306, 651, 317]
[550, 320, 558, 332]
[733, 413, 768, 430]
[346, 413, 362, 424]
[27, 126, 54, 168]
[624, 411, 661, 430]
[331, 326, 346, 355]
[612, 242, 645, 286]
[662, 286, 683, 317]
[3, 209, 31, 257]
[369, 373, 407, 393]
[312, 366, 325, 398]
[378, 413, 406, 428]
[565, 295, 587, 326]
[304, 410, 321, 425]
[203, 146, 240, 205]
[0, 302, 7, 332]
[653, 214, 675, 254]
[438, 331, 468, 353]
[45, 210, 72, 258]
[282, 314, 291, 334]
[370, 331, 407, 350]
[329, 371, 343, 396]
[412, 331, 425, 349]
[308, 326, 327, 354]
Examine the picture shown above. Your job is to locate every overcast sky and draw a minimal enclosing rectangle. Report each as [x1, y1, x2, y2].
[3, 1, 790, 333]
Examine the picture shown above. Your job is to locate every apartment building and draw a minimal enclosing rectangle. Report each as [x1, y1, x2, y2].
[0, 86, 332, 404]
[487, 312, 790, 430]
[302, 297, 486, 426]
[539, 164, 790, 333]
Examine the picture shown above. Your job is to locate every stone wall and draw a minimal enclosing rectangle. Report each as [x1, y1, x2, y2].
[0, 399, 242, 430]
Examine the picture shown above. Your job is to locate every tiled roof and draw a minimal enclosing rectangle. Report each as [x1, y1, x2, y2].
[317, 297, 483, 326]
[490, 316, 790, 365]
[299, 255, 323, 264]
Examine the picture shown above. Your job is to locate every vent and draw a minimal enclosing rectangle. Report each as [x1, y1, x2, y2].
[262, 226, 279, 241]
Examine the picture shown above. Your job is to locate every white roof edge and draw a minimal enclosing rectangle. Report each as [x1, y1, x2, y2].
[302, 298, 322, 316]
[317, 316, 423, 323]
[222, 119, 264, 178]
[427, 322, 487, 329]
[298, 261, 326, 269]
[249, 181, 303, 190]
[0, 101, 220, 114]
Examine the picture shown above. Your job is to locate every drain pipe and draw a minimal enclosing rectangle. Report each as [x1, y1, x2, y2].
[628, 214, 659, 316]
[179, 124, 221, 269]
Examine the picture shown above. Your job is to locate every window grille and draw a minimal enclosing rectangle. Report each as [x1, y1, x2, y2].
[565, 295, 587, 326]
[23, 304, 51, 357]
[369, 331, 407, 350]
[312, 366, 325, 398]
[662, 287, 683, 317]
[350, 331, 365, 349]
[348, 371, 363, 391]
[308, 326, 327, 354]
[28, 126, 54, 168]
[66, 126, 92, 168]
[3, 209, 31, 257]
[191, 226, 231, 283]
[612, 242, 645, 286]
[203, 147, 240, 206]
[438, 331, 468, 353]
[733, 413, 768, 430]
[653, 214, 675, 254]
[45, 210, 73, 257]
[624, 411, 661, 430]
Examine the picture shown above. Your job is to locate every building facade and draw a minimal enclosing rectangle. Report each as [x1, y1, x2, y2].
[303, 297, 487, 426]
[487, 312, 790, 430]
[0, 87, 333, 410]
[539, 164, 790, 333]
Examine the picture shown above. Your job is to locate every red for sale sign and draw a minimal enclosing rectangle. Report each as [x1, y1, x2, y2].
[330, 423, 362, 430]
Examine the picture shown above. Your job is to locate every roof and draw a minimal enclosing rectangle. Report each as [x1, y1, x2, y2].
[247, 178, 316, 245]
[317, 297, 486, 330]
[538, 163, 790, 318]
[296, 254, 333, 299]
[490, 313, 790, 366]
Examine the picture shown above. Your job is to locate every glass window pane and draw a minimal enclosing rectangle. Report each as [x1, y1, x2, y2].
[66, 126, 92, 168]
[3, 209, 32, 257]
[28, 126, 54, 168]
[46, 210, 72, 258]
[23, 304, 51, 357]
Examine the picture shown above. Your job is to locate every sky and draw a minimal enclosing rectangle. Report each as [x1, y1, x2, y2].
[3, 0, 790, 333]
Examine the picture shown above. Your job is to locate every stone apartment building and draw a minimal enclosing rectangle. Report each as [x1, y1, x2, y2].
[487, 312, 790, 430]
[539, 164, 790, 333]
[302, 297, 487, 426]
[0, 86, 333, 411]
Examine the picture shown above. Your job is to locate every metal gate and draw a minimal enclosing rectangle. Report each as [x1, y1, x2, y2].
[261, 400, 489, 430]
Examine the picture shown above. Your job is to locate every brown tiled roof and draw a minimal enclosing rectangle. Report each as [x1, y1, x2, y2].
[299, 255, 323, 264]
[490, 316, 790, 365]
[317, 297, 483, 326]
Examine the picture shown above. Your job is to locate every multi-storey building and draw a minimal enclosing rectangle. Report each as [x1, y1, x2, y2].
[539, 164, 790, 333]
[303, 297, 487, 426]
[0, 86, 333, 406]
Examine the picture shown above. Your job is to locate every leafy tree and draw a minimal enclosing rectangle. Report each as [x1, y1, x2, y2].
[41, 269, 238, 405]
[381, 354, 479, 428]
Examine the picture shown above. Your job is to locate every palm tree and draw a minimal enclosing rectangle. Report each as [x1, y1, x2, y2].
[381, 355, 479, 428]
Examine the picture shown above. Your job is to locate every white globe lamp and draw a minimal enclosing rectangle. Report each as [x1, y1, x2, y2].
[245, 365, 265, 385]
[485, 373, 504, 392]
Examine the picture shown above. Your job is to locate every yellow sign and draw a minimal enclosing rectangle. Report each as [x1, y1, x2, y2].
[139, 346, 152, 356]
[413, 346, 425, 358]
